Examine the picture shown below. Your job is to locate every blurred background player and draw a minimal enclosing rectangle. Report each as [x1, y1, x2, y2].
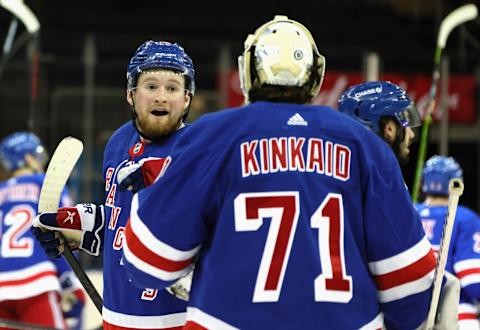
[32, 40, 195, 329]
[120, 16, 437, 329]
[0, 132, 84, 330]
[416, 155, 480, 329]
[337, 80, 421, 165]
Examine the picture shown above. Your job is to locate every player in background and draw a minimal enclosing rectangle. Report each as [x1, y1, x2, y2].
[415, 155, 480, 329]
[32, 40, 195, 329]
[337, 80, 421, 166]
[120, 16, 437, 329]
[0, 132, 84, 330]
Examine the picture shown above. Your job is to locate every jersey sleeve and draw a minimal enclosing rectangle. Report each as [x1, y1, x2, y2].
[122, 125, 223, 290]
[362, 144, 436, 329]
[452, 208, 480, 299]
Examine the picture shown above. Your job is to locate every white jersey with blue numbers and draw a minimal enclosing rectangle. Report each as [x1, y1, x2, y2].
[102, 122, 188, 330]
[416, 203, 480, 329]
[0, 173, 72, 301]
[123, 102, 437, 330]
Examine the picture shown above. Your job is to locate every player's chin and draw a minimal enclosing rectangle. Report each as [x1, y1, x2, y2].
[143, 121, 179, 138]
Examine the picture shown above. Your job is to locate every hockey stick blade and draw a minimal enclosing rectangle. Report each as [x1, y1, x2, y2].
[39, 137, 83, 213]
[38, 136, 103, 315]
[425, 178, 464, 330]
[411, 4, 477, 203]
[437, 4, 478, 49]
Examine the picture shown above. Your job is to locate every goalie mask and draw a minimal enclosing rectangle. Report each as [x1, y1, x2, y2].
[0, 132, 48, 172]
[238, 15, 326, 102]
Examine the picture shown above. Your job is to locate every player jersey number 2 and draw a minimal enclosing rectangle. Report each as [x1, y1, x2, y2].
[0, 205, 35, 258]
[234, 192, 352, 303]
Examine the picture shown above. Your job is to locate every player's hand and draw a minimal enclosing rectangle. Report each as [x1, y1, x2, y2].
[117, 162, 146, 193]
[32, 203, 105, 256]
[166, 269, 193, 301]
[61, 288, 85, 330]
[117, 157, 171, 193]
[31, 227, 64, 258]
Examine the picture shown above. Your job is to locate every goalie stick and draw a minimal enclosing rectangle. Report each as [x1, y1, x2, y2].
[412, 3, 478, 203]
[38, 136, 103, 315]
[425, 178, 464, 330]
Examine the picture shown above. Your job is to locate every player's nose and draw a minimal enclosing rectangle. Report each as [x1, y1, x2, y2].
[154, 87, 168, 103]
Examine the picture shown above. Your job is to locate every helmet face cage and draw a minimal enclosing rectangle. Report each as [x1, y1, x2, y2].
[126, 41, 195, 95]
[0, 132, 48, 172]
[338, 81, 419, 133]
[422, 155, 463, 195]
[238, 15, 326, 103]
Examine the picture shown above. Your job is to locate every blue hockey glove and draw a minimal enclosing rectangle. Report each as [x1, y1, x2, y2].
[117, 157, 171, 193]
[117, 162, 145, 193]
[31, 227, 63, 258]
[32, 203, 105, 256]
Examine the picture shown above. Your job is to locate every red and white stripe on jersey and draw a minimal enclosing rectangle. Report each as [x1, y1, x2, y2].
[47, 291, 65, 329]
[123, 194, 200, 282]
[458, 303, 480, 329]
[103, 306, 186, 330]
[0, 261, 60, 301]
[368, 236, 436, 303]
[454, 259, 480, 288]
[183, 307, 239, 330]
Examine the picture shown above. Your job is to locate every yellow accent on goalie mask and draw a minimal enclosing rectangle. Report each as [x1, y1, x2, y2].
[238, 15, 326, 102]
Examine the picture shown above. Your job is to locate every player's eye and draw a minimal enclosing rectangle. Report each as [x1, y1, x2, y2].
[166, 85, 181, 93]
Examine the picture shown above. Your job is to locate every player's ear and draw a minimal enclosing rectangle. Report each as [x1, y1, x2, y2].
[383, 120, 396, 141]
[183, 92, 192, 110]
[126, 89, 134, 106]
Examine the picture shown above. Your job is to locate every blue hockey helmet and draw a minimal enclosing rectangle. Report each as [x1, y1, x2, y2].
[126, 40, 195, 95]
[338, 81, 421, 134]
[422, 155, 463, 195]
[0, 132, 48, 172]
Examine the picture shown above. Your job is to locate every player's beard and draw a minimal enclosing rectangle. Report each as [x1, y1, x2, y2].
[131, 106, 183, 142]
[387, 127, 409, 166]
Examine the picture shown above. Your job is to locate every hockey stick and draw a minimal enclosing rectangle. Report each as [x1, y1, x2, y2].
[425, 178, 464, 330]
[0, 318, 58, 330]
[411, 4, 478, 203]
[38, 136, 103, 315]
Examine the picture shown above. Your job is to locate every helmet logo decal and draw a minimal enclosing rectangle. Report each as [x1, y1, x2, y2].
[353, 87, 382, 99]
[293, 50, 303, 60]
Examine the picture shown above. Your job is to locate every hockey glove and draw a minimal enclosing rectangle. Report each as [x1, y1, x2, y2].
[32, 203, 105, 256]
[117, 157, 171, 193]
[117, 162, 145, 193]
[61, 288, 85, 330]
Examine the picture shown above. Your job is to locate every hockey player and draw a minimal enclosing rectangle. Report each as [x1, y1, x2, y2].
[118, 16, 437, 329]
[32, 40, 195, 329]
[337, 80, 421, 165]
[416, 155, 480, 329]
[0, 132, 84, 330]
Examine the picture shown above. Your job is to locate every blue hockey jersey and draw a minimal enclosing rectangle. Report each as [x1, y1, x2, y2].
[416, 203, 480, 328]
[0, 173, 72, 301]
[102, 122, 188, 330]
[123, 102, 437, 329]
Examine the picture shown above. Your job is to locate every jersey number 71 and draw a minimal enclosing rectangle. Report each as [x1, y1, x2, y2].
[234, 191, 352, 303]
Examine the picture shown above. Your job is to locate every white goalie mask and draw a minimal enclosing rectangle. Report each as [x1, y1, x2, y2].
[238, 15, 326, 102]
